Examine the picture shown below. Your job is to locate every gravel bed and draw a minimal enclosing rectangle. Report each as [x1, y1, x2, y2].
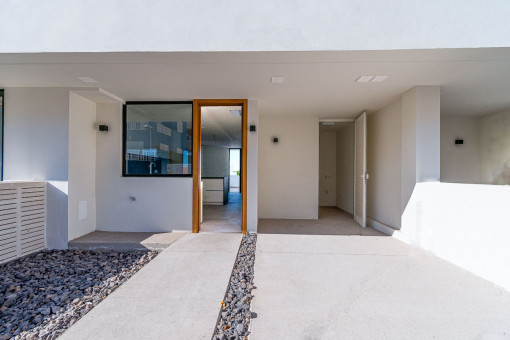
[214, 233, 257, 339]
[0, 249, 158, 340]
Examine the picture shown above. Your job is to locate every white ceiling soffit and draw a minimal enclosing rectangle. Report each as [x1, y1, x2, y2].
[319, 121, 353, 132]
[201, 106, 242, 147]
[1, 48, 510, 117]
[71, 88, 125, 104]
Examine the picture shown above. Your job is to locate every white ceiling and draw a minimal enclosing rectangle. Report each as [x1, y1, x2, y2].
[201, 106, 242, 147]
[319, 122, 353, 132]
[1, 49, 510, 118]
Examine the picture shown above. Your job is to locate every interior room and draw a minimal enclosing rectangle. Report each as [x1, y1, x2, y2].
[200, 106, 243, 232]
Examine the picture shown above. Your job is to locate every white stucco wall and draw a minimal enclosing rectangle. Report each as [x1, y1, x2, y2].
[401, 86, 440, 212]
[319, 131, 336, 206]
[336, 125, 354, 214]
[367, 99, 402, 229]
[3, 88, 70, 249]
[258, 116, 319, 219]
[1, 1, 509, 53]
[480, 110, 510, 185]
[95, 103, 193, 232]
[68, 92, 97, 241]
[398, 182, 510, 292]
[247, 100, 258, 232]
[440, 116, 481, 184]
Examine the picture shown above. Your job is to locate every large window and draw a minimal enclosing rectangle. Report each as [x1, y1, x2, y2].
[123, 102, 193, 177]
[0, 90, 3, 180]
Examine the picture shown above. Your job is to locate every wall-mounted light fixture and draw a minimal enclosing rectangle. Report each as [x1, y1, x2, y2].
[273, 137, 279, 144]
[250, 125, 256, 132]
[98, 125, 109, 132]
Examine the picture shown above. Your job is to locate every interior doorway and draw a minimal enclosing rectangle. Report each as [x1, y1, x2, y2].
[229, 148, 241, 193]
[192, 100, 247, 234]
[312, 116, 374, 235]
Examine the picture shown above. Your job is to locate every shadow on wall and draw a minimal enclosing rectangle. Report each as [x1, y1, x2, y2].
[491, 160, 510, 185]
[397, 181, 510, 292]
[47, 181, 68, 250]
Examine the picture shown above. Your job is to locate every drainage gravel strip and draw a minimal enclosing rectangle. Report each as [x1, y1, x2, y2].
[0, 249, 158, 340]
[213, 233, 257, 340]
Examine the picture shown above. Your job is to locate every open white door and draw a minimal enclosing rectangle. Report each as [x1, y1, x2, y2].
[354, 112, 367, 227]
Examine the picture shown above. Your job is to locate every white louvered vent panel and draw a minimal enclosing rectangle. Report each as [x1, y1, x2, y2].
[354, 112, 367, 227]
[0, 183, 46, 264]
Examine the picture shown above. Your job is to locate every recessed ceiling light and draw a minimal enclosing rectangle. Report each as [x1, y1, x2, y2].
[372, 75, 389, 82]
[78, 76, 97, 83]
[271, 76, 286, 83]
[355, 75, 374, 83]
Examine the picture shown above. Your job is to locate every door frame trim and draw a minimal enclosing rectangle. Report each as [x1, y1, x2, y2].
[192, 99, 248, 234]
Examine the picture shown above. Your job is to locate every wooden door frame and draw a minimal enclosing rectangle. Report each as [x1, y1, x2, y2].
[192, 99, 248, 234]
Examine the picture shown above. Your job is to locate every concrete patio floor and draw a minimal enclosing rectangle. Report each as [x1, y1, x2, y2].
[250, 234, 510, 339]
[61, 233, 242, 340]
[68, 231, 186, 251]
[258, 207, 385, 236]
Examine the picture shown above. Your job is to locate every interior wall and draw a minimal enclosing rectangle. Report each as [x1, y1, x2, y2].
[258, 116, 319, 219]
[336, 125, 354, 214]
[480, 109, 510, 185]
[3, 88, 70, 249]
[319, 131, 336, 206]
[68, 92, 97, 241]
[202, 146, 229, 177]
[440, 116, 481, 183]
[367, 99, 402, 229]
[95, 103, 192, 232]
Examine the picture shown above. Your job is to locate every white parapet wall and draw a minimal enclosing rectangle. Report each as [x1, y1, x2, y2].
[0, 182, 47, 264]
[397, 182, 510, 291]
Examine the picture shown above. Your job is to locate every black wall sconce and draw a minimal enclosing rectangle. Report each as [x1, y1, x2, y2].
[98, 125, 109, 132]
[273, 137, 279, 144]
[250, 125, 256, 132]
[455, 139, 463, 145]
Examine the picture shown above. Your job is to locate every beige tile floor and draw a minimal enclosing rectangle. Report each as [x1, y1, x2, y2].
[200, 192, 242, 233]
[258, 206, 385, 236]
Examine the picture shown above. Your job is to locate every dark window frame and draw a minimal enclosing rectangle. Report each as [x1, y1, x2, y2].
[122, 101, 194, 178]
[0, 89, 4, 181]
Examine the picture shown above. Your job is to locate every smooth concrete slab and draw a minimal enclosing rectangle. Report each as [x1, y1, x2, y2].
[250, 234, 510, 340]
[259, 207, 385, 236]
[61, 233, 242, 340]
[68, 231, 186, 251]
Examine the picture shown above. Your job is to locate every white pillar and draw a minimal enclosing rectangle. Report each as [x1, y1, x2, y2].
[401, 86, 441, 213]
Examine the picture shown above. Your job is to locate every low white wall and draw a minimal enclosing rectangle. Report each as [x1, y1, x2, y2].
[2, 1, 510, 52]
[3, 88, 70, 249]
[398, 182, 510, 292]
[440, 116, 481, 184]
[68, 93, 97, 240]
[336, 125, 354, 214]
[258, 116, 319, 219]
[367, 99, 402, 229]
[202, 146, 229, 177]
[319, 131, 336, 206]
[95, 103, 193, 232]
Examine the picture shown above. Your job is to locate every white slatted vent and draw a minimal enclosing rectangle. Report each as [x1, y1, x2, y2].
[0, 182, 46, 264]
[354, 112, 367, 227]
